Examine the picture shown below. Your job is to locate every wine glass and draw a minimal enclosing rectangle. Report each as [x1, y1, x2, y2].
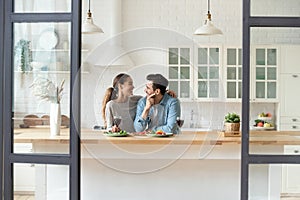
[113, 116, 122, 127]
[176, 117, 184, 134]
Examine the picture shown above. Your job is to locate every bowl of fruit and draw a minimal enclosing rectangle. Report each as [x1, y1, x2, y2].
[257, 112, 272, 121]
[253, 119, 275, 130]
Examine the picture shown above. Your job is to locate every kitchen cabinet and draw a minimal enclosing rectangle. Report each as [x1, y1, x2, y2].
[251, 46, 279, 102]
[280, 45, 300, 74]
[282, 145, 300, 193]
[225, 48, 242, 100]
[168, 47, 192, 99]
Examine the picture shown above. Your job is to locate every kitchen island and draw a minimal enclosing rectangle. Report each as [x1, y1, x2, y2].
[14, 129, 300, 200]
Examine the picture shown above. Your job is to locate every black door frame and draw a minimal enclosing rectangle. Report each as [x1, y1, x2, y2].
[241, 0, 300, 199]
[1, 0, 81, 199]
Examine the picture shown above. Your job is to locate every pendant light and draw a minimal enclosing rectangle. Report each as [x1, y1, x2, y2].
[194, 0, 222, 35]
[82, 0, 104, 34]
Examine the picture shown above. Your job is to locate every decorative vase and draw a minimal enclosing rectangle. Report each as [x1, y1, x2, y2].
[50, 103, 61, 136]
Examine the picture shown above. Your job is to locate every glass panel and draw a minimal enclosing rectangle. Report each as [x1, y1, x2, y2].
[169, 81, 178, 95]
[256, 49, 265, 65]
[227, 67, 236, 80]
[256, 68, 265, 80]
[267, 49, 277, 65]
[227, 49, 236, 65]
[14, 163, 69, 199]
[267, 68, 276, 80]
[169, 67, 178, 79]
[238, 48, 242, 65]
[238, 82, 242, 98]
[180, 48, 190, 64]
[13, 22, 71, 154]
[198, 67, 207, 79]
[267, 82, 276, 98]
[238, 67, 242, 80]
[180, 81, 190, 98]
[180, 67, 190, 79]
[14, 0, 71, 12]
[209, 81, 219, 98]
[169, 48, 178, 64]
[227, 82, 236, 98]
[251, 0, 300, 16]
[198, 48, 208, 64]
[209, 67, 219, 79]
[249, 164, 288, 200]
[256, 82, 265, 98]
[209, 48, 219, 65]
[198, 81, 207, 97]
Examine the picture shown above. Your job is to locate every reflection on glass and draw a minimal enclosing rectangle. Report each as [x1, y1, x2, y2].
[169, 81, 178, 95]
[227, 49, 236, 65]
[14, 163, 69, 199]
[169, 48, 178, 64]
[256, 82, 265, 98]
[14, 0, 71, 13]
[238, 67, 242, 80]
[267, 82, 276, 98]
[13, 22, 70, 154]
[227, 67, 236, 80]
[267, 49, 277, 65]
[256, 67, 265, 80]
[180, 48, 190, 64]
[209, 81, 219, 98]
[180, 81, 189, 98]
[180, 67, 190, 79]
[227, 82, 236, 98]
[256, 49, 265, 65]
[198, 48, 208, 64]
[238, 48, 242, 65]
[267, 67, 276, 80]
[238, 82, 242, 98]
[209, 67, 219, 79]
[198, 67, 208, 79]
[198, 81, 207, 97]
[209, 48, 219, 65]
[251, 0, 300, 16]
[169, 67, 178, 79]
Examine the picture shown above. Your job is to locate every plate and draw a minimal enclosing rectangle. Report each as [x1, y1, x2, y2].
[103, 131, 128, 137]
[257, 117, 272, 121]
[146, 132, 174, 137]
[252, 126, 275, 130]
[38, 29, 59, 49]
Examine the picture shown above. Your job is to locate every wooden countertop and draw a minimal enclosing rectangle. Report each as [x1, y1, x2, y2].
[13, 128, 300, 145]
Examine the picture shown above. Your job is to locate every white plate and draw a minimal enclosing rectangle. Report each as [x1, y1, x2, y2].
[146, 132, 174, 137]
[257, 117, 272, 121]
[103, 132, 128, 137]
[253, 126, 275, 130]
[38, 29, 59, 49]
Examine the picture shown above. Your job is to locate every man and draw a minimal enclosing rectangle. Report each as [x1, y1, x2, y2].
[134, 74, 181, 134]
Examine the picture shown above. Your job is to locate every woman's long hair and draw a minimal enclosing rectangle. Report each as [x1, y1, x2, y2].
[101, 73, 130, 127]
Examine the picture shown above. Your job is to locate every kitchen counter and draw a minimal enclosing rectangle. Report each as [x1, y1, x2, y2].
[14, 128, 296, 200]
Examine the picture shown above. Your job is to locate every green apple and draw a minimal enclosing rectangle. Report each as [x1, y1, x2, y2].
[264, 123, 271, 128]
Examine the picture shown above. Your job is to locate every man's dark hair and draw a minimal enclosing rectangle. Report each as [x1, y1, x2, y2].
[146, 74, 168, 95]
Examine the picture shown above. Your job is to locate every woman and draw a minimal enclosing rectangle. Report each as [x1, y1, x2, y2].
[102, 73, 142, 132]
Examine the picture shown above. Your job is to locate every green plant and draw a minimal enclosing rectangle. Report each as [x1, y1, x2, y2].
[14, 39, 33, 72]
[224, 112, 240, 123]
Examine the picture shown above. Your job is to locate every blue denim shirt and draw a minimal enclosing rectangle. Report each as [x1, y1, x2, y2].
[134, 93, 181, 134]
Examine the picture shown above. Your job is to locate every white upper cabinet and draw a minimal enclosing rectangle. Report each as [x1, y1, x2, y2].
[251, 46, 279, 102]
[281, 45, 300, 74]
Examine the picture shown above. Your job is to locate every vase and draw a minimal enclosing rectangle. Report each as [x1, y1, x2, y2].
[50, 103, 61, 136]
[224, 122, 240, 132]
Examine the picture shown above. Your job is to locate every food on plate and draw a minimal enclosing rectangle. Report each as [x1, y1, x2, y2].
[155, 130, 165, 135]
[254, 119, 273, 128]
[104, 130, 127, 135]
[258, 112, 272, 118]
[263, 123, 272, 128]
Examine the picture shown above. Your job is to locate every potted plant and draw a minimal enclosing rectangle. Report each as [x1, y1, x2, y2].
[14, 39, 33, 73]
[224, 112, 240, 132]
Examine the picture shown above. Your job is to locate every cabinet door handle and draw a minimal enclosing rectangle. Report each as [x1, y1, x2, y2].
[292, 126, 297, 129]
[292, 118, 297, 122]
[294, 150, 299, 153]
[292, 74, 298, 78]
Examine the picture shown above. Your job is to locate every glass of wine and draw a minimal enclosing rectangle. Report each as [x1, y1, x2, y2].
[113, 116, 122, 127]
[176, 117, 184, 134]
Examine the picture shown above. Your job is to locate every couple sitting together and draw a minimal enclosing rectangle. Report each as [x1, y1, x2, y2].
[102, 73, 181, 134]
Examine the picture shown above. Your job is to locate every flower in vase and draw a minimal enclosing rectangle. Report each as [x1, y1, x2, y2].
[30, 77, 65, 104]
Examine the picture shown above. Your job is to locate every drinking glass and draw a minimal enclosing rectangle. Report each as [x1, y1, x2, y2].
[176, 117, 184, 134]
[113, 116, 122, 127]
